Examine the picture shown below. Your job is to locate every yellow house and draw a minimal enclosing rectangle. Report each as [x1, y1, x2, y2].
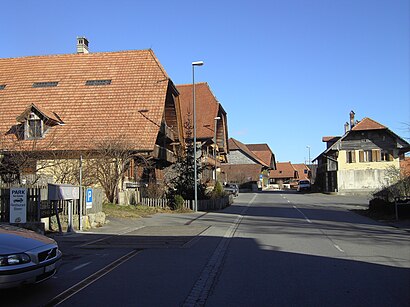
[314, 112, 409, 194]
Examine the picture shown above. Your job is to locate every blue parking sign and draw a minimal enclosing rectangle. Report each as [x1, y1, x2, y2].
[86, 188, 93, 208]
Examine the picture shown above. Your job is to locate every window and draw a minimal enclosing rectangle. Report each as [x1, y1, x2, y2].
[359, 150, 372, 162]
[0, 84, 6, 90]
[32, 81, 58, 88]
[372, 149, 381, 162]
[381, 150, 394, 161]
[85, 79, 111, 86]
[25, 112, 43, 139]
[28, 119, 42, 138]
[346, 151, 356, 163]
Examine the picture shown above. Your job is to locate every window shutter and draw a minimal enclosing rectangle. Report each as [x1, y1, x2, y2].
[352, 151, 356, 163]
[359, 151, 364, 162]
[372, 149, 381, 162]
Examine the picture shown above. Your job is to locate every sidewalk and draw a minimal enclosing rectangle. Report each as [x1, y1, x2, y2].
[386, 219, 410, 232]
[78, 211, 205, 235]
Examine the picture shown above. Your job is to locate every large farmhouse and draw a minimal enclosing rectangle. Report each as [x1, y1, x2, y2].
[0, 38, 184, 197]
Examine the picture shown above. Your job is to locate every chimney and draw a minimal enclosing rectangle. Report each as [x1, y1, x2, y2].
[349, 110, 355, 129]
[76, 37, 89, 54]
[344, 122, 349, 133]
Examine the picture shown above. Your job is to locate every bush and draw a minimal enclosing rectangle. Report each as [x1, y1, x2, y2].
[210, 181, 225, 199]
[172, 195, 185, 210]
[369, 198, 393, 214]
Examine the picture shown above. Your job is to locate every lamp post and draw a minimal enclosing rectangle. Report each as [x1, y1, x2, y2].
[192, 61, 204, 212]
[213, 116, 221, 183]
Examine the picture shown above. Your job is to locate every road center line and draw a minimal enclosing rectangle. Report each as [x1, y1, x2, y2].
[333, 244, 344, 253]
[293, 205, 312, 223]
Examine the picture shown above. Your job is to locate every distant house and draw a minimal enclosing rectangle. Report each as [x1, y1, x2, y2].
[177, 82, 229, 184]
[0, 38, 184, 191]
[220, 138, 273, 189]
[314, 111, 409, 194]
[293, 164, 311, 181]
[269, 162, 298, 189]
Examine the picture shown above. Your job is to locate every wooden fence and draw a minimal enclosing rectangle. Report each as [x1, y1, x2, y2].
[140, 195, 232, 211]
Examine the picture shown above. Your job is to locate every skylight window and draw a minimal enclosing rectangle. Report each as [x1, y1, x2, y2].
[0, 84, 6, 90]
[32, 81, 59, 88]
[85, 79, 112, 86]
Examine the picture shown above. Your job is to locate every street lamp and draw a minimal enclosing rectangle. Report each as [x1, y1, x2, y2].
[192, 61, 204, 212]
[213, 116, 221, 183]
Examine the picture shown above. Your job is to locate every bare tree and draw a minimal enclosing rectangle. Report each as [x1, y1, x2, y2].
[85, 137, 150, 204]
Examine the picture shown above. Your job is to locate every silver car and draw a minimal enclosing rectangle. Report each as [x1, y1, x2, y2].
[0, 224, 62, 289]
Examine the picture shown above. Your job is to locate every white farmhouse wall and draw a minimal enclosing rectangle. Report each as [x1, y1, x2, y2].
[337, 169, 388, 194]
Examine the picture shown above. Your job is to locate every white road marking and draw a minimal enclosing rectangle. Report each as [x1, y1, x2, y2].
[71, 262, 92, 272]
[334, 244, 344, 253]
[77, 226, 144, 247]
[45, 250, 140, 306]
[182, 193, 256, 307]
[293, 205, 312, 223]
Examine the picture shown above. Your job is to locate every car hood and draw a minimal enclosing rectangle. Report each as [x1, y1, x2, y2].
[0, 225, 56, 254]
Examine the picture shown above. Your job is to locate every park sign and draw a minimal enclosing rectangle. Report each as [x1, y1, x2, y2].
[10, 188, 27, 223]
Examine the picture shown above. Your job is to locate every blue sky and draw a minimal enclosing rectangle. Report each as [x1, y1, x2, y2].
[1, 0, 409, 163]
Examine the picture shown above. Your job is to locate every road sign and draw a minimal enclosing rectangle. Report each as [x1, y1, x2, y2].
[10, 188, 27, 223]
[86, 188, 93, 209]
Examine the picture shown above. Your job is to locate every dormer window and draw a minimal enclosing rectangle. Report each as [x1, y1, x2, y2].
[16, 104, 64, 141]
[26, 112, 43, 139]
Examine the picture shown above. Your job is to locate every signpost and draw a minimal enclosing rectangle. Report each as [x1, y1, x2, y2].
[86, 188, 93, 209]
[10, 188, 27, 223]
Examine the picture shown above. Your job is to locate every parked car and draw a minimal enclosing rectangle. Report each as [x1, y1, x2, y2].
[224, 183, 239, 197]
[297, 180, 311, 192]
[0, 224, 62, 289]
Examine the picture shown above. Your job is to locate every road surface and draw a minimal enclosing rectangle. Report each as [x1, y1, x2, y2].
[2, 192, 409, 307]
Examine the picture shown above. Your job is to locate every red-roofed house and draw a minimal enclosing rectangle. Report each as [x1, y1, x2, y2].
[293, 164, 311, 181]
[314, 111, 409, 194]
[0, 38, 184, 191]
[177, 82, 229, 184]
[220, 138, 273, 189]
[269, 162, 298, 189]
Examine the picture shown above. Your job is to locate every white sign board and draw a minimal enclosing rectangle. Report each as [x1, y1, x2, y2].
[10, 188, 27, 223]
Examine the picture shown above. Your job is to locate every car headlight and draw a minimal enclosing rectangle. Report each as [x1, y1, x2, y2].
[0, 253, 31, 266]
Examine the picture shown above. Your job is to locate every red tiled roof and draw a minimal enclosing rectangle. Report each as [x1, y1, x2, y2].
[16, 103, 64, 124]
[352, 117, 387, 131]
[246, 143, 274, 168]
[322, 136, 340, 142]
[293, 163, 310, 180]
[0, 49, 172, 152]
[177, 83, 219, 139]
[269, 162, 296, 179]
[400, 157, 410, 176]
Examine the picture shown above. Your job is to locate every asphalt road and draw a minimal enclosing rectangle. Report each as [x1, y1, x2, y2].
[2, 192, 409, 307]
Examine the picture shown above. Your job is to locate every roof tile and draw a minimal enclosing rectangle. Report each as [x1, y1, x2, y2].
[0, 50, 170, 151]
